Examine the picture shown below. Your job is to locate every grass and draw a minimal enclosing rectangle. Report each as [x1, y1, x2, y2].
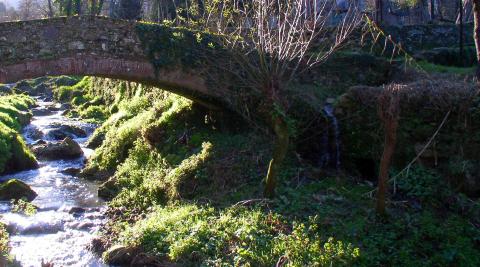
[0, 94, 37, 174]
[51, 74, 477, 266]
[416, 61, 476, 75]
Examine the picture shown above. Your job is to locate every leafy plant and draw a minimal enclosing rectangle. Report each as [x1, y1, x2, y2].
[11, 198, 37, 216]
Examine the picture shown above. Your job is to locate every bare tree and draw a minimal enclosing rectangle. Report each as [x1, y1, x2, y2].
[187, 0, 361, 197]
[18, 0, 41, 19]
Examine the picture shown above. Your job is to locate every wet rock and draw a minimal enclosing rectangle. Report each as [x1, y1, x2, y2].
[32, 83, 52, 96]
[103, 245, 138, 265]
[31, 137, 84, 160]
[98, 177, 120, 200]
[79, 166, 111, 181]
[33, 139, 47, 145]
[46, 123, 87, 140]
[46, 104, 61, 111]
[131, 253, 163, 266]
[24, 127, 44, 140]
[77, 222, 95, 230]
[0, 84, 11, 95]
[32, 107, 55, 116]
[61, 167, 81, 176]
[0, 179, 37, 201]
[52, 76, 79, 87]
[12, 80, 34, 95]
[90, 237, 108, 254]
[60, 103, 72, 110]
[68, 206, 86, 214]
[16, 111, 32, 126]
[20, 222, 64, 235]
[86, 132, 105, 149]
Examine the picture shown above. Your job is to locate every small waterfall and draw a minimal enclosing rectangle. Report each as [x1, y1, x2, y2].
[319, 103, 341, 170]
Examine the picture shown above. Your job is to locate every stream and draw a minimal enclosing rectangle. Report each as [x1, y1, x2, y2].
[0, 98, 107, 266]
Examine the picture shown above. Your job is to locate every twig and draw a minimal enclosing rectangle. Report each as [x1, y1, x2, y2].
[365, 110, 451, 197]
[232, 198, 272, 208]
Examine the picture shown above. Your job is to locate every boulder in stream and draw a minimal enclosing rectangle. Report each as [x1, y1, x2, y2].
[32, 107, 55, 116]
[46, 123, 87, 140]
[103, 245, 139, 265]
[0, 179, 37, 201]
[61, 167, 81, 177]
[31, 137, 84, 160]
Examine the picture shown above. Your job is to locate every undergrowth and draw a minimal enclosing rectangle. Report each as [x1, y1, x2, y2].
[0, 94, 37, 174]
[73, 77, 480, 266]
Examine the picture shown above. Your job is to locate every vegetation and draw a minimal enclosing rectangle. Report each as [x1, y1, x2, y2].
[0, 94, 37, 174]
[46, 69, 474, 266]
[1, 0, 480, 265]
[11, 198, 37, 216]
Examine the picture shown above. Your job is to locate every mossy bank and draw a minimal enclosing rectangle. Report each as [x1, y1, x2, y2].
[48, 69, 480, 267]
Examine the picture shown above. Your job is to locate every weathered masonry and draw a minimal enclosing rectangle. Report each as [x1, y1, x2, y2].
[0, 16, 228, 109]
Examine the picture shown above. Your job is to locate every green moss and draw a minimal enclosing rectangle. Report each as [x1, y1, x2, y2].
[135, 23, 223, 72]
[417, 61, 476, 75]
[116, 204, 360, 266]
[0, 94, 37, 174]
[79, 105, 109, 123]
[83, 77, 480, 267]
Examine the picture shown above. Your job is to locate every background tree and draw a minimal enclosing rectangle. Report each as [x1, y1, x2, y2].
[179, 0, 361, 197]
[18, 0, 40, 19]
[473, 0, 480, 79]
[111, 0, 142, 19]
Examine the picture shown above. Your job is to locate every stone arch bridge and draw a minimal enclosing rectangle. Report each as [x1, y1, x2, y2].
[0, 16, 231, 110]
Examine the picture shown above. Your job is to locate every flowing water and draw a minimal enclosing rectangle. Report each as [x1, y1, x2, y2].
[0, 98, 107, 266]
[319, 104, 341, 170]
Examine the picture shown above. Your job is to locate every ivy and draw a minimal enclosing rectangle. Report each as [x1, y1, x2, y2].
[135, 23, 225, 75]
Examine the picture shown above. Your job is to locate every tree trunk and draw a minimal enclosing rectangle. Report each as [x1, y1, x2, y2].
[66, 0, 73, 16]
[264, 115, 289, 198]
[460, 0, 465, 66]
[47, 0, 54, 17]
[376, 89, 400, 217]
[375, 0, 383, 23]
[430, 0, 435, 21]
[75, 0, 82, 15]
[376, 119, 397, 216]
[91, 0, 97, 15]
[473, 0, 480, 79]
[97, 0, 104, 15]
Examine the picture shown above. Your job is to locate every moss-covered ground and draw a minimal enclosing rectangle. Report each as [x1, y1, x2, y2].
[0, 94, 37, 174]
[48, 70, 480, 267]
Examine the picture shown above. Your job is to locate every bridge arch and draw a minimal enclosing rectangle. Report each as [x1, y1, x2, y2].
[0, 16, 225, 109]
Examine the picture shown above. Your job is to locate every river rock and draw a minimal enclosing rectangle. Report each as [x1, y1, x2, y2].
[79, 166, 111, 181]
[32, 107, 54, 116]
[103, 245, 138, 265]
[33, 139, 47, 145]
[0, 84, 11, 95]
[31, 137, 84, 160]
[61, 167, 81, 176]
[12, 80, 34, 95]
[46, 124, 87, 140]
[0, 179, 37, 201]
[16, 111, 32, 126]
[98, 177, 120, 200]
[24, 127, 44, 140]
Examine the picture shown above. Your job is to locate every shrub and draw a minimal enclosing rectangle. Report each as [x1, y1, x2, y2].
[117, 205, 360, 266]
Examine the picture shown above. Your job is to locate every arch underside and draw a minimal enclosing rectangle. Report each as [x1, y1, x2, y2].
[0, 55, 222, 110]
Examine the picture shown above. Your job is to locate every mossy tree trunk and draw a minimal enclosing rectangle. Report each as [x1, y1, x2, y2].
[263, 81, 290, 199]
[264, 115, 289, 198]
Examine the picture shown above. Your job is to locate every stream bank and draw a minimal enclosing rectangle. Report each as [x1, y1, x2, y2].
[0, 97, 107, 266]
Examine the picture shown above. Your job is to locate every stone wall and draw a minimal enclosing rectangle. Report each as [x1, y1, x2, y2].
[0, 16, 225, 110]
